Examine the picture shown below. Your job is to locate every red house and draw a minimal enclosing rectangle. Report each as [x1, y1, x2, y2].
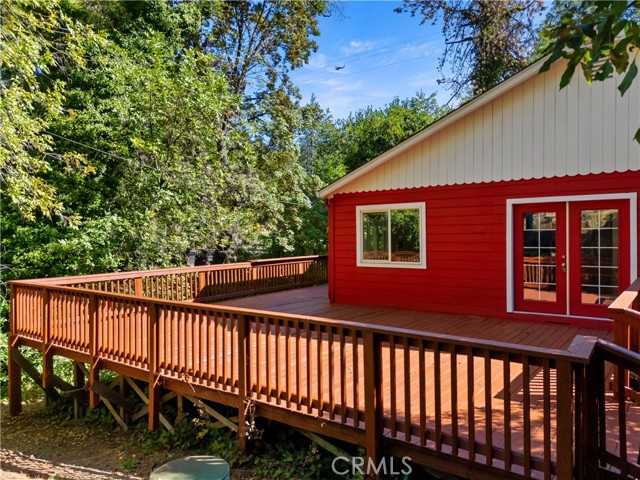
[319, 58, 640, 327]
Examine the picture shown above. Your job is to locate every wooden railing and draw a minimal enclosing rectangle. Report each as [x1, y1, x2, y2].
[609, 277, 640, 403]
[582, 339, 640, 480]
[7, 259, 640, 480]
[610, 277, 640, 357]
[22, 255, 328, 303]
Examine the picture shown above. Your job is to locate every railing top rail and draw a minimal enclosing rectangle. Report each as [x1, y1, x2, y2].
[9, 255, 328, 286]
[596, 338, 640, 365]
[609, 276, 640, 312]
[10, 279, 597, 364]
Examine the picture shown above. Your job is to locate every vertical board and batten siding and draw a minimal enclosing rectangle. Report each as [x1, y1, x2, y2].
[336, 61, 640, 196]
[331, 171, 640, 323]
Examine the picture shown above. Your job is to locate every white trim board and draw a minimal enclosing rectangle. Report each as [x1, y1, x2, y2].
[505, 192, 638, 315]
[355, 202, 427, 269]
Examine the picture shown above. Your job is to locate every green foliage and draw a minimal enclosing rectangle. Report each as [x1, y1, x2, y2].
[0, 0, 97, 221]
[335, 92, 449, 173]
[540, 1, 640, 140]
[396, 0, 545, 97]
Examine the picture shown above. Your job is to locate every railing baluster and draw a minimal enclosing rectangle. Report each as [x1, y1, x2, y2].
[352, 329, 359, 426]
[434, 342, 442, 452]
[340, 327, 346, 422]
[484, 349, 493, 466]
[328, 326, 334, 420]
[296, 320, 301, 411]
[275, 318, 281, 405]
[543, 358, 551, 480]
[451, 345, 458, 457]
[419, 339, 426, 447]
[390, 336, 397, 438]
[467, 346, 475, 461]
[403, 336, 411, 441]
[317, 324, 323, 415]
[286, 321, 291, 408]
[523, 355, 531, 477]
[306, 322, 312, 414]
[503, 354, 511, 472]
[266, 316, 271, 401]
[617, 357, 629, 478]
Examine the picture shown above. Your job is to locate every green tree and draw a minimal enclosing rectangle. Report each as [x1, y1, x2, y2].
[396, 0, 544, 98]
[0, 0, 96, 221]
[337, 92, 449, 172]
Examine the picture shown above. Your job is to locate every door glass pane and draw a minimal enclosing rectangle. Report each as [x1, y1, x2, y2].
[522, 212, 557, 302]
[362, 212, 389, 260]
[580, 209, 619, 305]
[390, 209, 420, 262]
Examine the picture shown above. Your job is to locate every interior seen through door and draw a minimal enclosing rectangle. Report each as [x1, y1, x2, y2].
[523, 211, 557, 302]
[580, 209, 619, 305]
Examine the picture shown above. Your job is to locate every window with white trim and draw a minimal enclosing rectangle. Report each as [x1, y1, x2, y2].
[356, 202, 426, 268]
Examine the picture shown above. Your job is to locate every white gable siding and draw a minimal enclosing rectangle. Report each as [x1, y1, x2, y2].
[330, 61, 640, 196]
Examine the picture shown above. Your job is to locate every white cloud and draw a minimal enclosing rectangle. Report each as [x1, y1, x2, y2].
[306, 53, 328, 70]
[341, 39, 377, 55]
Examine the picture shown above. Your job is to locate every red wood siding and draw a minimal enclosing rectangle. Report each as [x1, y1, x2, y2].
[329, 171, 640, 327]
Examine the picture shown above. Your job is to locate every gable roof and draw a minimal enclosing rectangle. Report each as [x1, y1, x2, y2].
[317, 57, 550, 199]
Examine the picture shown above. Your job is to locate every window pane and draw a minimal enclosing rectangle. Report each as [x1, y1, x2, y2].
[391, 209, 420, 262]
[580, 209, 619, 305]
[362, 212, 389, 260]
[522, 212, 556, 302]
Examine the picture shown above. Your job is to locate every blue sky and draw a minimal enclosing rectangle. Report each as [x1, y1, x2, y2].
[290, 0, 449, 119]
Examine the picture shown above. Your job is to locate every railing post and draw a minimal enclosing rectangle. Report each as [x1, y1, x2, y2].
[364, 330, 383, 476]
[583, 348, 604, 480]
[134, 277, 143, 297]
[148, 302, 160, 430]
[8, 284, 22, 416]
[556, 359, 574, 480]
[41, 288, 53, 394]
[237, 314, 251, 452]
[88, 293, 100, 407]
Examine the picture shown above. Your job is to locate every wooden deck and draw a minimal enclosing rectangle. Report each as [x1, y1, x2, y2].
[215, 284, 613, 349]
[7, 257, 640, 480]
[216, 286, 639, 477]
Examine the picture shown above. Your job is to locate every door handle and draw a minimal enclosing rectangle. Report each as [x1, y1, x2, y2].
[561, 262, 567, 273]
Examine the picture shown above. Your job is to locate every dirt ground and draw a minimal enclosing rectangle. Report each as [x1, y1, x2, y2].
[0, 402, 252, 480]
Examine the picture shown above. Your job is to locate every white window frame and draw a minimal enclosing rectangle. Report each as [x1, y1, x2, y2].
[356, 202, 427, 269]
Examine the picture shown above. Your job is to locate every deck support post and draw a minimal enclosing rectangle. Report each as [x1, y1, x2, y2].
[237, 314, 251, 453]
[73, 362, 86, 419]
[8, 338, 22, 416]
[556, 360, 574, 480]
[41, 288, 53, 403]
[363, 331, 383, 479]
[9, 285, 22, 416]
[148, 302, 160, 431]
[89, 362, 100, 407]
[88, 293, 100, 407]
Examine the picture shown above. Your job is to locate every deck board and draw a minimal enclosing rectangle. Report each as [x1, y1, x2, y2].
[214, 284, 613, 348]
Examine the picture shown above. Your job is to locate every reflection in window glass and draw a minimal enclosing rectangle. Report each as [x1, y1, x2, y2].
[391, 209, 420, 263]
[522, 212, 557, 302]
[580, 209, 619, 305]
[362, 212, 389, 260]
